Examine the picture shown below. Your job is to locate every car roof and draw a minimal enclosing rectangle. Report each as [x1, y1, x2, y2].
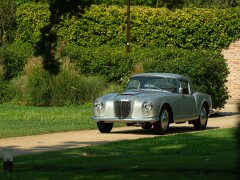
[132, 73, 190, 81]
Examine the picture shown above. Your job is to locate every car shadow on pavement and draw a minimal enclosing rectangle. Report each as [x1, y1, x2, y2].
[110, 126, 219, 136]
[210, 112, 240, 118]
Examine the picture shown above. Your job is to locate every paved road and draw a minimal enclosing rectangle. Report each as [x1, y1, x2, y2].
[0, 113, 239, 157]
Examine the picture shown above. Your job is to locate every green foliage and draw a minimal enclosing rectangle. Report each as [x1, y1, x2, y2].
[96, 0, 240, 8]
[101, 83, 124, 95]
[57, 5, 126, 47]
[57, 5, 240, 50]
[10, 57, 108, 106]
[61, 45, 133, 83]
[0, 66, 13, 103]
[23, 0, 239, 8]
[0, 0, 16, 46]
[2, 43, 34, 80]
[185, 0, 240, 8]
[140, 48, 229, 109]
[50, 61, 107, 106]
[15, 2, 50, 46]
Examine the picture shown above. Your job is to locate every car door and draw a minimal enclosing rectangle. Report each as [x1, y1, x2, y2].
[179, 80, 197, 115]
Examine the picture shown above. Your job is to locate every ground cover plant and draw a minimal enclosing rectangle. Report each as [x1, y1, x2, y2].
[0, 128, 238, 179]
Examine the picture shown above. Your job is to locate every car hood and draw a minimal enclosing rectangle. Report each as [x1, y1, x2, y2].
[114, 90, 172, 102]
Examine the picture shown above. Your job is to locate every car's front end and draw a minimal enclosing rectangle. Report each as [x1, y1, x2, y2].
[91, 91, 163, 124]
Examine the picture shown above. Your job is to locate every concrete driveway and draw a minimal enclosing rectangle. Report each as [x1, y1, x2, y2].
[0, 113, 239, 158]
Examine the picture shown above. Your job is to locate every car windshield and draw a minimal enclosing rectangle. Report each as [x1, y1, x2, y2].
[126, 76, 178, 93]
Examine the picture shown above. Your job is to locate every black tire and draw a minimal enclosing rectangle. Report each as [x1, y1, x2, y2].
[193, 104, 208, 130]
[153, 106, 171, 135]
[142, 123, 152, 129]
[97, 122, 113, 133]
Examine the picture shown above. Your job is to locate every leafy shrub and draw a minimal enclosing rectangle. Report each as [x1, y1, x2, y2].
[101, 83, 124, 95]
[2, 43, 34, 80]
[10, 57, 108, 106]
[15, 2, 50, 46]
[0, 65, 13, 103]
[94, 0, 239, 8]
[23, 57, 52, 106]
[139, 47, 229, 109]
[61, 45, 133, 83]
[50, 60, 107, 106]
[57, 5, 240, 50]
[15, 0, 240, 8]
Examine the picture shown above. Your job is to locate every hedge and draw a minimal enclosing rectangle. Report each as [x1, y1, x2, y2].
[15, 2, 50, 46]
[15, 0, 240, 8]
[139, 47, 229, 109]
[14, 4, 240, 50]
[57, 5, 240, 50]
[1, 43, 34, 80]
[61, 45, 133, 83]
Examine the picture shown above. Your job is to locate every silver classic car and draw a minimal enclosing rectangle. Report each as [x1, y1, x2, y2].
[92, 73, 212, 134]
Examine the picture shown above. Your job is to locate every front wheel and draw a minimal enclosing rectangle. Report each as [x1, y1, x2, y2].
[153, 106, 171, 135]
[97, 122, 113, 133]
[193, 104, 208, 130]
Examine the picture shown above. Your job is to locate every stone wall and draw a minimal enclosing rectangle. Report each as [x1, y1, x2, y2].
[221, 40, 240, 105]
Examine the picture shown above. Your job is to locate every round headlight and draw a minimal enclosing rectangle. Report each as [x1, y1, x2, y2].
[94, 100, 103, 110]
[143, 102, 153, 112]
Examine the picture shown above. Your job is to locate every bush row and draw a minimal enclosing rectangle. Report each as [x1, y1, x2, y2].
[0, 41, 229, 109]
[9, 57, 123, 106]
[61, 45, 229, 109]
[57, 5, 240, 50]
[1, 43, 34, 80]
[138, 48, 229, 109]
[61, 45, 132, 83]
[16, 0, 240, 8]
[15, 3, 240, 51]
[15, 2, 50, 46]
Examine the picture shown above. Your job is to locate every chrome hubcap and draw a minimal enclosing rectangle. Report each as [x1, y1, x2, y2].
[161, 110, 169, 130]
[200, 107, 207, 126]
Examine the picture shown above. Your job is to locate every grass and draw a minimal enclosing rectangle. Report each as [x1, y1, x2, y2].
[0, 104, 125, 138]
[0, 128, 238, 179]
[0, 104, 95, 138]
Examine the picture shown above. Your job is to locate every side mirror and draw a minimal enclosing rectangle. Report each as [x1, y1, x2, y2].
[179, 87, 183, 94]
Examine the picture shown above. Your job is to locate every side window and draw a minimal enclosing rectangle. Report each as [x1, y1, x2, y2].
[179, 80, 189, 94]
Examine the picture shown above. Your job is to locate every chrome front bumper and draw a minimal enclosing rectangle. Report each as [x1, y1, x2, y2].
[91, 116, 159, 123]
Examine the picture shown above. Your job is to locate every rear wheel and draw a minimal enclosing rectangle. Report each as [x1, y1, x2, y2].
[97, 122, 113, 133]
[153, 106, 171, 135]
[193, 104, 208, 130]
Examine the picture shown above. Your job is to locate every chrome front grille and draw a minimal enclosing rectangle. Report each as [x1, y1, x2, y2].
[115, 100, 131, 119]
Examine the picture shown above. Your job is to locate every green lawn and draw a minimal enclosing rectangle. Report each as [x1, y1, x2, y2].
[0, 104, 95, 138]
[0, 128, 238, 179]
